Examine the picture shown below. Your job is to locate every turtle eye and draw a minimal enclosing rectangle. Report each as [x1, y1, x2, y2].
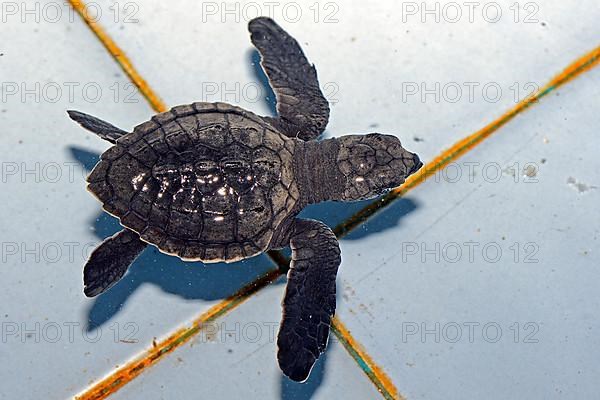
[347, 143, 376, 174]
[351, 155, 376, 175]
[355, 158, 375, 174]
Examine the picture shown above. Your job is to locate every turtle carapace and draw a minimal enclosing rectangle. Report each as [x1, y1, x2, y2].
[68, 17, 422, 382]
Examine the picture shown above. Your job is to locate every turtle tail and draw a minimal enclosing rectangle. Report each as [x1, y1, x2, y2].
[67, 110, 128, 144]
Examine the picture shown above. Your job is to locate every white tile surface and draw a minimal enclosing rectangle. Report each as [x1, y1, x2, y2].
[335, 66, 600, 399]
[1, 0, 599, 398]
[110, 278, 384, 400]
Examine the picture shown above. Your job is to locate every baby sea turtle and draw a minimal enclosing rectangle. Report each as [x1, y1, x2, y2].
[68, 17, 422, 382]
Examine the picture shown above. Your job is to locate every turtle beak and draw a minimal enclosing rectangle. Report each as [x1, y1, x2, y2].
[409, 153, 423, 175]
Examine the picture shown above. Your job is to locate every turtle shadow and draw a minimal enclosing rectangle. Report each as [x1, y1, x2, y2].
[299, 197, 419, 241]
[86, 212, 278, 330]
[279, 351, 328, 400]
[249, 49, 278, 116]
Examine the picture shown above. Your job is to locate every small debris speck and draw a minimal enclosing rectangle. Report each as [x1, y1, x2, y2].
[567, 177, 597, 193]
[413, 136, 424, 142]
[523, 164, 538, 178]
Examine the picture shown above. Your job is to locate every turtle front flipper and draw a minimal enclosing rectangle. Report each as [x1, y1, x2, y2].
[277, 219, 340, 382]
[248, 17, 330, 141]
[67, 110, 128, 144]
[83, 229, 147, 297]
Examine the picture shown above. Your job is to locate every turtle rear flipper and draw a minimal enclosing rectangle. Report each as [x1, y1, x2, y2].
[278, 219, 340, 382]
[84, 229, 147, 297]
[67, 110, 128, 144]
[249, 17, 330, 141]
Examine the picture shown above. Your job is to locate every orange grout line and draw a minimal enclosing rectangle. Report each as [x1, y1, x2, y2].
[334, 44, 600, 239]
[75, 269, 281, 400]
[68, 1, 600, 398]
[331, 318, 405, 400]
[68, 0, 167, 113]
[68, 1, 399, 397]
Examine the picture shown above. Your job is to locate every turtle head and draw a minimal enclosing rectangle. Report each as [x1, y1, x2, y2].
[335, 134, 423, 201]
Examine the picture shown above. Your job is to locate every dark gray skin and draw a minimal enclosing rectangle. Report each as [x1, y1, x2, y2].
[68, 17, 422, 382]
